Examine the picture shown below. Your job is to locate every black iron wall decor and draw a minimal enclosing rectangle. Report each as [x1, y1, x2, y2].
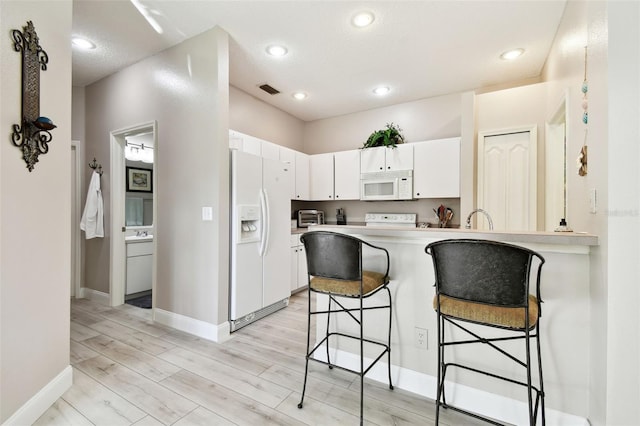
[11, 21, 56, 172]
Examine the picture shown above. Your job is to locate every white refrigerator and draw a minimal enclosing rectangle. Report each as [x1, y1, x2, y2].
[230, 149, 291, 331]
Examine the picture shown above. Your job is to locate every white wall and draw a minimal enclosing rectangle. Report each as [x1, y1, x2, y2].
[605, 1, 640, 424]
[303, 92, 463, 153]
[229, 85, 304, 151]
[475, 83, 549, 230]
[83, 27, 230, 326]
[543, 1, 640, 424]
[0, 1, 72, 423]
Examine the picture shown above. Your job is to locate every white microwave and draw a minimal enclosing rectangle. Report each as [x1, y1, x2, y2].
[360, 170, 413, 201]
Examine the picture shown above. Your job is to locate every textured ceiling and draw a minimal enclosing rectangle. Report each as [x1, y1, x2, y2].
[72, 0, 567, 121]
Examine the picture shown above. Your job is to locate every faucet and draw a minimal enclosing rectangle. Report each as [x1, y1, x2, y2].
[465, 209, 494, 230]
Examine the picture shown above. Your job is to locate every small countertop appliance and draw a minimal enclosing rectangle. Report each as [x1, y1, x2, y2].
[297, 209, 324, 228]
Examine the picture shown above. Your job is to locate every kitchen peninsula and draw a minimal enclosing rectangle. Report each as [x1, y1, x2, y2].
[307, 224, 597, 426]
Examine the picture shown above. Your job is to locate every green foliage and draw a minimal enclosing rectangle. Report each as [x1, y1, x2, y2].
[362, 122, 405, 149]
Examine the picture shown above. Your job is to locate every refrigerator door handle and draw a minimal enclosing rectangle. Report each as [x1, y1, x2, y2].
[259, 189, 269, 256]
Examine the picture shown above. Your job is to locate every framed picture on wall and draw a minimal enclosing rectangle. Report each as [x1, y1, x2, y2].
[126, 167, 153, 192]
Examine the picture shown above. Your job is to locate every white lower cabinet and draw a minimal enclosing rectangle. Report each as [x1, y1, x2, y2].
[126, 241, 153, 295]
[290, 233, 308, 292]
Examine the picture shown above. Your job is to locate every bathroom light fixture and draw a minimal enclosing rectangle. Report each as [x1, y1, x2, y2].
[71, 37, 96, 50]
[352, 11, 375, 28]
[292, 92, 307, 100]
[125, 142, 154, 164]
[500, 48, 524, 60]
[266, 44, 288, 57]
[373, 86, 390, 96]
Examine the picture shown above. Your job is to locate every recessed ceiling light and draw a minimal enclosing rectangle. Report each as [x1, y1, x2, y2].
[352, 11, 375, 28]
[373, 86, 390, 96]
[266, 45, 288, 57]
[292, 92, 307, 100]
[71, 37, 95, 50]
[500, 48, 524, 60]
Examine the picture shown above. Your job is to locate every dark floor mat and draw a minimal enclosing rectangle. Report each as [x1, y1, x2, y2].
[126, 294, 152, 309]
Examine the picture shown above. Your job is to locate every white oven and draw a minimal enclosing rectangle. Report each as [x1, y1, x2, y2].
[360, 170, 413, 201]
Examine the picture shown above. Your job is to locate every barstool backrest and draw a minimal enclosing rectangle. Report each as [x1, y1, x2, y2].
[301, 231, 363, 281]
[426, 239, 544, 308]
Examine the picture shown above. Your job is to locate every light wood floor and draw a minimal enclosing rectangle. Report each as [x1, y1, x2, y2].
[35, 291, 484, 425]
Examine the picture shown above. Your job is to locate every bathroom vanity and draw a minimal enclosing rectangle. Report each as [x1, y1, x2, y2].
[125, 234, 153, 296]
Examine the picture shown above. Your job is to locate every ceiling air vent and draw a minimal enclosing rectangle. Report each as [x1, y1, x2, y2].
[259, 84, 280, 95]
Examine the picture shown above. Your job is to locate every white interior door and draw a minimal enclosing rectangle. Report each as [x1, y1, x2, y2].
[478, 127, 537, 231]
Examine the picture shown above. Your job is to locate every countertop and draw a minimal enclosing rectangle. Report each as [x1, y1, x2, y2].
[309, 224, 598, 247]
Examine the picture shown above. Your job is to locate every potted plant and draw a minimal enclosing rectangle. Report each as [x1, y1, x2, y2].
[362, 122, 405, 149]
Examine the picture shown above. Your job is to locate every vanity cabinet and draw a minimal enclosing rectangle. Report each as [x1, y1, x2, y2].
[290, 233, 308, 292]
[413, 137, 461, 198]
[126, 241, 153, 295]
[360, 144, 414, 173]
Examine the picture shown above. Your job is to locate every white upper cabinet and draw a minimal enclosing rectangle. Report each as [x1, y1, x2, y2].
[413, 137, 461, 198]
[310, 153, 334, 201]
[294, 151, 310, 200]
[279, 146, 296, 200]
[360, 144, 414, 173]
[280, 146, 310, 201]
[334, 149, 361, 200]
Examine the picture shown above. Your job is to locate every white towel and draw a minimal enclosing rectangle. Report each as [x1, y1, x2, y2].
[80, 170, 104, 239]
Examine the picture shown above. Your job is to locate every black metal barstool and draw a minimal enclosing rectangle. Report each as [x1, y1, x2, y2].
[297, 231, 393, 425]
[425, 239, 546, 425]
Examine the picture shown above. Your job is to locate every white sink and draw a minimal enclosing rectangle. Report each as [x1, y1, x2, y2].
[125, 235, 153, 242]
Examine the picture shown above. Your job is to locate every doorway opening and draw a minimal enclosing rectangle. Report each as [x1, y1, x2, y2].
[110, 121, 157, 310]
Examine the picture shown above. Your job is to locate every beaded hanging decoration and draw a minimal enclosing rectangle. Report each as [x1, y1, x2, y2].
[578, 46, 588, 176]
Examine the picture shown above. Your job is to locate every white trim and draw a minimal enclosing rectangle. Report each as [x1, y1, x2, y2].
[71, 141, 82, 299]
[313, 347, 588, 426]
[110, 121, 157, 307]
[154, 308, 231, 343]
[79, 287, 110, 306]
[1, 366, 73, 426]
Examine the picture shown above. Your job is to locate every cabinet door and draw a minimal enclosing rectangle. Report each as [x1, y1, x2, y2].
[310, 153, 334, 200]
[297, 244, 308, 290]
[126, 254, 153, 295]
[279, 147, 296, 200]
[386, 144, 414, 171]
[295, 152, 310, 200]
[413, 137, 460, 198]
[360, 146, 386, 173]
[334, 149, 360, 200]
[290, 246, 299, 292]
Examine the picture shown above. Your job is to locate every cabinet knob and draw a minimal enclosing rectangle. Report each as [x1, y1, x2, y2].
[336, 195, 339, 198]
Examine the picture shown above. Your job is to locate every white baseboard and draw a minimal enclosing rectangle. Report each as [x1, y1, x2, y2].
[78, 287, 109, 306]
[154, 308, 231, 343]
[2, 365, 73, 426]
[313, 347, 588, 426]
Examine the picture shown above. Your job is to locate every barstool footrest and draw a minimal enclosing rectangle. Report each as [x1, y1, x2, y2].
[306, 332, 391, 377]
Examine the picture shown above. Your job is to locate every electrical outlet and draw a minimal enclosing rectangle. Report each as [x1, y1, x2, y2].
[415, 327, 428, 350]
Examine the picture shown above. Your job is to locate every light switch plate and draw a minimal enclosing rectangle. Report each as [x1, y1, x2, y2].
[589, 188, 597, 214]
[202, 206, 213, 221]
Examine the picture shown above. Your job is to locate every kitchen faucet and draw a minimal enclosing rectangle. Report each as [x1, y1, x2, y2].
[465, 209, 494, 230]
